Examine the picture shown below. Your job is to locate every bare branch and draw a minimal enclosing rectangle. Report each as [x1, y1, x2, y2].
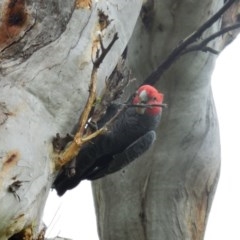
[143, 0, 237, 85]
[202, 47, 219, 55]
[93, 33, 119, 68]
[182, 23, 240, 55]
[124, 103, 168, 108]
[54, 34, 118, 169]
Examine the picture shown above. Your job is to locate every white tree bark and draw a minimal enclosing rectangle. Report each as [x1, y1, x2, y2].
[92, 1, 239, 240]
[0, 0, 142, 239]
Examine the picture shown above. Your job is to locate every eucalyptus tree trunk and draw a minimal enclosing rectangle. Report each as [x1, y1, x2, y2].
[92, 1, 239, 240]
[0, 1, 141, 239]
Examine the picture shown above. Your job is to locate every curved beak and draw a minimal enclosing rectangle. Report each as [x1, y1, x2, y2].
[135, 90, 149, 114]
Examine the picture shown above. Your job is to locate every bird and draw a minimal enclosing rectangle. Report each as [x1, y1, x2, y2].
[53, 85, 164, 196]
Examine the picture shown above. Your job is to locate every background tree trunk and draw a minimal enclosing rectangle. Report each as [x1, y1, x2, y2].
[92, 1, 240, 240]
[0, 0, 142, 239]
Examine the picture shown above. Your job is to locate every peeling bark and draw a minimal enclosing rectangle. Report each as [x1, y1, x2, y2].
[0, 0, 142, 238]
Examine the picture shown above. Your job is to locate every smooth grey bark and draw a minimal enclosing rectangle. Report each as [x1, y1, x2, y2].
[92, 1, 238, 240]
[0, 0, 142, 239]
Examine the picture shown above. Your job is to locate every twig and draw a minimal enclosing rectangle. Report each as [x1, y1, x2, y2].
[55, 34, 118, 169]
[93, 33, 119, 68]
[201, 47, 219, 55]
[123, 103, 168, 108]
[143, 0, 237, 85]
[182, 23, 240, 55]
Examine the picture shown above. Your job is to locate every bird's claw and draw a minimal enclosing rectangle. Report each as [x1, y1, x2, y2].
[65, 158, 77, 177]
[66, 167, 76, 177]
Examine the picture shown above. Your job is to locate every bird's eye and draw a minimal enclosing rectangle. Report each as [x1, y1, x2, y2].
[152, 97, 157, 101]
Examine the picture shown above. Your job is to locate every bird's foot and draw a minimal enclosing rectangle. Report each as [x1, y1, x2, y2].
[65, 158, 77, 177]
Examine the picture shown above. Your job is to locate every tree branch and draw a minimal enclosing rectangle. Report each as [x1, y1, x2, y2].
[143, 0, 237, 85]
[93, 33, 119, 68]
[182, 23, 240, 55]
[123, 103, 168, 108]
[54, 34, 118, 169]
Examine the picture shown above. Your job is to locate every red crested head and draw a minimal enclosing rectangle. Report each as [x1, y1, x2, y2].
[132, 85, 164, 116]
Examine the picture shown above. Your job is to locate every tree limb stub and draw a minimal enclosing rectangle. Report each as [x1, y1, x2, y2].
[54, 34, 118, 169]
[143, 0, 237, 85]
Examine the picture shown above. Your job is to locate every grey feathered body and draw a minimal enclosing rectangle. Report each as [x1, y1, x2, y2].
[53, 104, 161, 196]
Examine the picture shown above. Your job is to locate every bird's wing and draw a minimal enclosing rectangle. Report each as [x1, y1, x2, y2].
[52, 141, 104, 196]
[87, 130, 156, 180]
[52, 104, 120, 196]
